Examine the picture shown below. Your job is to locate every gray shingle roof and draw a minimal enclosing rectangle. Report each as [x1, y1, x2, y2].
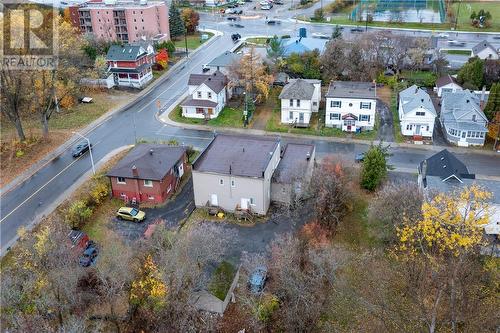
[207, 51, 242, 68]
[278, 79, 319, 100]
[188, 71, 227, 94]
[441, 90, 488, 132]
[472, 40, 496, 55]
[193, 134, 280, 178]
[106, 45, 147, 61]
[273, 143, 314, 184]
[326, 81, 376, 99]
[399, 85, 436, 116]
[107, 144, 186, 181]
[181, 98, 218, 108]
[419, 149, 470, 181]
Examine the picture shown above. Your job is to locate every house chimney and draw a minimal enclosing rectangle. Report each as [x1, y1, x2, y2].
[306, 152, 311, 160]
[132, 165, 138, 177]
[149, 149, 154, 155]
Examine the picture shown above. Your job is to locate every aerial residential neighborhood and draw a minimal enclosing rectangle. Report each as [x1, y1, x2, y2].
[1, 0, 499, 331]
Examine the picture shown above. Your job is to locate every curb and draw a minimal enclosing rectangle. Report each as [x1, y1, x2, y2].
[0, 145, 134, 257]
[293, 18, 500, 34]
[0, 32, 222, 197]
[158, 103, 500, 157]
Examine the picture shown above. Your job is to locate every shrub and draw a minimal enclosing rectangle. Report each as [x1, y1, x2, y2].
[89, 177, 110, 206]
[256, 294, 280, 323]
[361, 143, 392, 191]
[66, 200, 93, 229]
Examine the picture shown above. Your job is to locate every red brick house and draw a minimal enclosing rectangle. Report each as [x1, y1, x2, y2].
[106, 144, 187, 204]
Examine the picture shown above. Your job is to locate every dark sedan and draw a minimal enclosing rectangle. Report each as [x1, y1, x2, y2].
[72, 140, 92, 158]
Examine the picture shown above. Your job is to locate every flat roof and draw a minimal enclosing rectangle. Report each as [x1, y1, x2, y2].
[193, 134, 280, 178]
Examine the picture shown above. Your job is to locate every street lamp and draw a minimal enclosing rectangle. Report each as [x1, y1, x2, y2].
[72, 131, 95, 175]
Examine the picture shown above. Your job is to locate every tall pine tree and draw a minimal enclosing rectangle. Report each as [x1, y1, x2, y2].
[169, 3, 185, 40]
[484, 82, 500, 121]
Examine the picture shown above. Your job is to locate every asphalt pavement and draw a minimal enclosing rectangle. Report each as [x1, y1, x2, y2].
[1, 12, 499, 256]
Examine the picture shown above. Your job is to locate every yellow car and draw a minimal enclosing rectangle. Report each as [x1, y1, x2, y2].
[116, 207, 146, 222]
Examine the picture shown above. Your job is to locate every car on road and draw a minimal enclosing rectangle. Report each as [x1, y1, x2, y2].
[227, 16, 238, 21]
[355, 152, 366, 163]
[312, 32, 330, 39]
[447, 40, 466, 47]
[227, 3, 238, 8]
[116, 207, 146, 222]
[266, 19, 281, 25]
[72, 140, 92, 157]
[350, 27, 364, 33]
[437, 33, 449, 38]
[231, 33, 241, 42]
[248, 266, 267, 293]
[234, 23, 245, 28]
[79, 241, 98, 267]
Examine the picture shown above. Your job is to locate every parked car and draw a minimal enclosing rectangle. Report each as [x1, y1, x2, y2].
[116, 207, 146, 222]
[355, 152, 366, 163]
[234, 9, 243, 14]
[350, 27, 364, 33]
[266, 19, 281, 25]
[312, 32, 330, 39]
[68, 230, 89, 252]
[72, 140, 92, 158]
[274, 0, 283, 4]
[437, 33, 449, 38]
[234, 23, 245, 28]
[259, 0, 268, 5]
[79, 241, 98, 267]
[237, 0, 246, 4]
[261, 4, 272, 9]
[248, 266, 267, 293]
[447, 40, 465, 47]
[227, 16, 238, 21]
[231, 33, 241, 42]
[227, 3, 238, 8]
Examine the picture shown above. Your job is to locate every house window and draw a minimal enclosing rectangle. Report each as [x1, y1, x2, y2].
[289, 111, 293, 120]
[313, 102, 317, 106]
[289, 99, 293, 107]
[359, 114, 370, 122]
[472, 115, 476, 122]
[330, 113, 340, 120]
[426, 125, 429, 131]
[148, 195, 155, 200]
[360, 102, 371, 109]
[296, 99, 300, 107]
[231, 178, 235, 187]
[406, 124, 410, 130]
[117, 177, 126, 184]
[196, 108, 204, 114]
[480, 132, 484, 138]
[250, 198, 255, 205]
[197, 91, 202, 98]
[207, 92, 212, 99]
[167, 184, 172, 193]
[416, 111, 426, 116]
[219, 179, 224, 185]
[144, 180, 153, 187]
[331, 100, 341, 108]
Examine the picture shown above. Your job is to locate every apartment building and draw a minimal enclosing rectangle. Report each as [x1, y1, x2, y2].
[68, 0, 169, 44]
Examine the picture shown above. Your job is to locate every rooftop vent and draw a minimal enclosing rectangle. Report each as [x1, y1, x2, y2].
[421, 98, 424, 102]
[443, 165, 447, 168]
[306, 152, 311, 160]
[149, 149, 154, 155]
[466, 99, 470, 103]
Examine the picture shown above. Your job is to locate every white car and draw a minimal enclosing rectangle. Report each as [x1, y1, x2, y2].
[437, 33, 449, 38]
[312, 32, 330, 39]
[259, 0, 268, 5]
[261, 4, 272, 9]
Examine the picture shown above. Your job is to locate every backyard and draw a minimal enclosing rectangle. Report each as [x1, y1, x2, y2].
[169, 105, 246, 128]
[173, 32, 214, 50]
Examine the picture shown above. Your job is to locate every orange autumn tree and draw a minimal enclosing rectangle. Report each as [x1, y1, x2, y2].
[130, 254, 167, 311]
[156, 49, 169, 70]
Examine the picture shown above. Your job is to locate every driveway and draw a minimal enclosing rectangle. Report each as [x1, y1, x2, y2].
[112, 177, 195, 241]
[377, 100, 394, 142]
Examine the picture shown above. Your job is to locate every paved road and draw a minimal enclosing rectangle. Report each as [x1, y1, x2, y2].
[1, 15, 499, 255]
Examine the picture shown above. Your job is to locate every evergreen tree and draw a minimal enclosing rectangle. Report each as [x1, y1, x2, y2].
[332, 25, 342, 39]
[484, 83, 500, 121]
[457, 57, 484, 90]
[360, 143, 393, 191]
[267, 35, 284, 62]
[169, 4, 185, 40]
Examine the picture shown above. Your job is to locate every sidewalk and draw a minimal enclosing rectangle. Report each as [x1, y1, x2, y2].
[158, 98, 500, 157]
[0, 32, 222, 197]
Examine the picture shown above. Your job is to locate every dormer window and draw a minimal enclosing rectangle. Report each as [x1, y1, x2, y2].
[207, 92, 212, 99]
[197, 91, 202, 98]
[296, 99, 300, 107]
[472, 114, 476, 122]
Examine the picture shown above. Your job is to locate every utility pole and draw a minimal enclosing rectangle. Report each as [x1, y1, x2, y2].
[454, 0, 461, 31]
[184, 28, 189, 58]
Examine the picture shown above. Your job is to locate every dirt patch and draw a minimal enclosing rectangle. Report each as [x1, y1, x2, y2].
[377, 86, 392, 105]
[0, 90, 134, 189]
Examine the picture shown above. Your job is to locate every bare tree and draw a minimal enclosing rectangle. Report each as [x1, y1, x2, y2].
[1, 68, 29, 141]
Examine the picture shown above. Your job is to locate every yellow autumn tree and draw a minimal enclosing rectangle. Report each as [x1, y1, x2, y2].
[130, 254, 167, 311]
[395, 184, 492, 333]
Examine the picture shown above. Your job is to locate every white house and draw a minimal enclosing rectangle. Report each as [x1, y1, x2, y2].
[279, 79, 321, 127]
[398, 85, 437, 138]
[435, 74, 463, 97]
[471, 40, 499, 60]
[325, 81, 377, 132]
[181, 71, 228, 119]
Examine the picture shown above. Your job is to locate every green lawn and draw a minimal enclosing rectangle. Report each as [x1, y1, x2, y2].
[173, 32, 214, 50]
[169, 105, 245, 128]
[246, 37, 269, 46]
[390, 92, 404, 143]
[401, 70, 437, 87]
[208, 261, 236, 301]
[452, 1, 500, 32]
[444, 49, 472, 56]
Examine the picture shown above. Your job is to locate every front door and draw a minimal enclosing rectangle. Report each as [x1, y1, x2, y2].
[210, 194, 218, 206]
[299, 113, 304, 123]
[416, 125, 421, 135]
